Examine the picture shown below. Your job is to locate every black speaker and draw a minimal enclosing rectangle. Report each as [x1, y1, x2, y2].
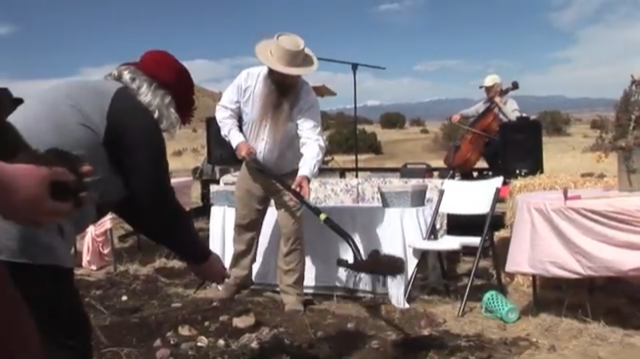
[400, 162, 434, 178]
[499, 119, 543, 179]
[205, 116, 243, 167]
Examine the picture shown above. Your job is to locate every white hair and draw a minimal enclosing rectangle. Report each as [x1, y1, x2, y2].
[105, 65, 181, 133]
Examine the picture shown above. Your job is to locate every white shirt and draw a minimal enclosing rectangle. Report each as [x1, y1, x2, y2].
[215, 66, 326, 178]
[459, 97, 521, 122]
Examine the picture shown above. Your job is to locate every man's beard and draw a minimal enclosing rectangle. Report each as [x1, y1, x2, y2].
[249, 79, 297, 144]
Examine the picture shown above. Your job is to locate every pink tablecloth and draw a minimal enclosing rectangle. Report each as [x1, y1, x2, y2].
[506, 189, 640, 278]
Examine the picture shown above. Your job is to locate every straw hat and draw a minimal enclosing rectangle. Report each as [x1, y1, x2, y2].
[255, 33, 318, 76]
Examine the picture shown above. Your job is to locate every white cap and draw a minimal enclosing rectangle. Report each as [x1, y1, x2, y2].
[480, 74, 501, 88]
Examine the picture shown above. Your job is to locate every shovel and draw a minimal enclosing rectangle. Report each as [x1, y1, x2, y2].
[248, 159, 405, 277]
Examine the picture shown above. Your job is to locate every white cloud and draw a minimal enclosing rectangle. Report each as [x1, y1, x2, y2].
[414, 59, 516, 75]
[0, 23, 17, 36]
[413, 60, 471, 72]
[520, 0, 640, 97]
[373, 0, 423, 12]
[548, 0, 608, 30]
[2, 56, 468, 106]
[1, 57, 259, 99]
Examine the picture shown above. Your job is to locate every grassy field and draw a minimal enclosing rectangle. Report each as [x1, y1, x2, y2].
[78, 117, 640, 359]
[166, 119, 616, 176]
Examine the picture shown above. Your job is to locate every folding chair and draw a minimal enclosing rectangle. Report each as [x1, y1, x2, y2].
[406, 177, 505, 316]
[405, 193, 462, 301]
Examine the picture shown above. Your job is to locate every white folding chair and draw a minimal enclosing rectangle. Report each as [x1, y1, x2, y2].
[406, 176, 505, 316]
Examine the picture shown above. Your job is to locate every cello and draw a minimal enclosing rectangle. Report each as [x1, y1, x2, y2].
[443, 81, 520, 173]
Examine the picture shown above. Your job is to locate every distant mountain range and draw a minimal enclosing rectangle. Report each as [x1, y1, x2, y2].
[327, 95, 616, 120]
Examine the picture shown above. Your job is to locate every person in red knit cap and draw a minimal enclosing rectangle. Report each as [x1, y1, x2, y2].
[2, 50, 227, 358]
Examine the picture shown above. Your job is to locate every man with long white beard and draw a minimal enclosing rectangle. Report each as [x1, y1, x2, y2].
[215, 33, 326, 313]
[1, 50, 228, 358]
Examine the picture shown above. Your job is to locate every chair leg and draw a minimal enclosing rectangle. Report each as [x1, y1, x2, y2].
[108, 229, 117, 273]
[457, 234, 488, 317]
[404, 251, 425, 303]
[488, 234, 505, 294]
[436, 252, 451, 298]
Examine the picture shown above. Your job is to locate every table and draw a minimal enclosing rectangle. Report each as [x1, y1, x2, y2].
[506, 189, 640, 278]
[209, 204, 438, 308]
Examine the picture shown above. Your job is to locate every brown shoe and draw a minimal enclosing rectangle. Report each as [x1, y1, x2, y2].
[211, 280, 252, 301]
[283, 301, 305, 314]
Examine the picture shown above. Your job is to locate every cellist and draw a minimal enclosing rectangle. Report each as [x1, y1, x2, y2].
[449, 74, 521, 176]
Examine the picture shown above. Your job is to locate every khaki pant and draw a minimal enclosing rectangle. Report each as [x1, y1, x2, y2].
[228, 163, 304, 302]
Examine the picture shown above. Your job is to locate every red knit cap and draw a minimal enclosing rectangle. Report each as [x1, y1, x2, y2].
[128, 50, 195, 125]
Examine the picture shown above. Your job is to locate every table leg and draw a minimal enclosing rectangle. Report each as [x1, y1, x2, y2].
[531, 275, 538, 314]
[586, 279, 595, 319]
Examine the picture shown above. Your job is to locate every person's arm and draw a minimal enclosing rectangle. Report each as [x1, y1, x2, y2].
[295, 85, 326, 179]
[103, 87, 211, 265]
[498, 98, 521, 121]
[457, 100, 486, 119]
[215, 71, 247, 149]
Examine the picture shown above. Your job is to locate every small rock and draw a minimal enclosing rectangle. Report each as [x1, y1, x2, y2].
[216, 339, 226, 348]
[237, 327, 277, 348]
[204, 321, 210, 327]
[155, 348, 171, 359]
[219, 315, 230, 322]
[196, 336, 208, 347]
[180, 342, 197, 351]
[171, 303, 182, 308]
[153, 338, 163, 348]
[347, 322, 355, 329]
[370, 340, 380, 348]
[315, 331, 324, 338]
[232, 313, 256, 329]
[177, 324, 198, 336]
[121, 295, 128, 301]
[165, 330, 179, 346]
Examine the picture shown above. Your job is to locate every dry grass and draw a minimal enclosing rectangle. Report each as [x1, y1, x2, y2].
[165, 118, 616, 177]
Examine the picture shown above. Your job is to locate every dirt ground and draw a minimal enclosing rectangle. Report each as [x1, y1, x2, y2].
[78, 229, 640, 359]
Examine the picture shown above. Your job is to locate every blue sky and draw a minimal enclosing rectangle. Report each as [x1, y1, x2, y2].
[1, 0, 639, 108]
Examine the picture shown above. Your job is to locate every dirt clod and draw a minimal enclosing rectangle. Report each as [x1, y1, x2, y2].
[232, 312, 256, 329]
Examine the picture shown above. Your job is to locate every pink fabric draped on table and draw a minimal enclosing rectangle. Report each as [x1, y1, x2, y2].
[80, 177, 194, 270]
[506, 189, 640, 278]
[81, 213, 116, 270]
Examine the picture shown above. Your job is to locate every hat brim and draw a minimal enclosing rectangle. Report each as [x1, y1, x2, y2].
[255, 39, 318, 76]
[12, 98, 24, 108]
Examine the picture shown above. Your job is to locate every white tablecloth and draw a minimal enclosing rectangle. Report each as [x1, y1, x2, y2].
[209, 204, 437, 308]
